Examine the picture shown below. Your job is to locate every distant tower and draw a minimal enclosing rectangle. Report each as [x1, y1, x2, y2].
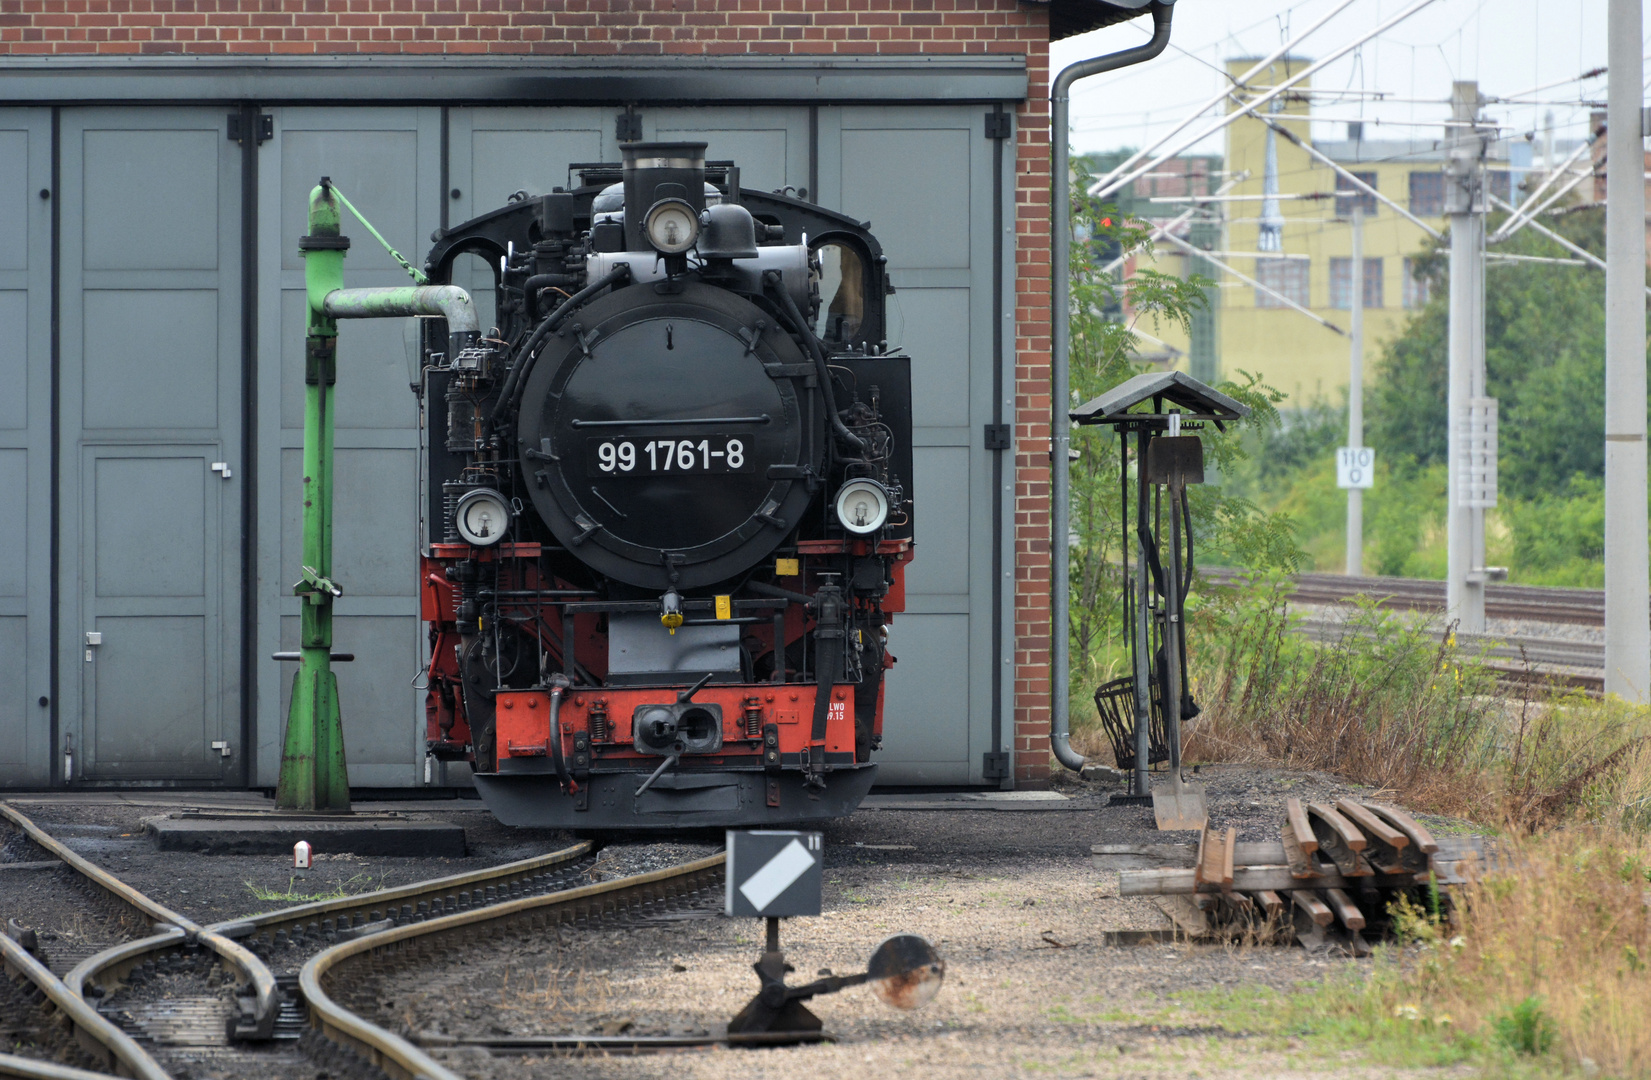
[1188, 217, 1220, 382]
[1257, 97, 1285, 252]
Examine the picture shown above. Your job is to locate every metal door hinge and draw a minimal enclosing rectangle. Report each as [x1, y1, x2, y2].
[984, 423, 1012, 450]
[210, 740, 233, 758]
[616, 109, 643, 142]
[982, 751, 1010, 780]
[984, 112, 1012, 140]
[228, 112, 273, 146]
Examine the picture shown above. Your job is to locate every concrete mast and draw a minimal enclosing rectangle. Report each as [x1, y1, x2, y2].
[1345, 204, 1364, 576]
[1603, 0, 1650, 702]
[1445, 81, 1488, 634]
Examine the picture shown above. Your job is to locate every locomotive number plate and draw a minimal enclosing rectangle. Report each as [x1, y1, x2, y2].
[587, 436, 755, 477]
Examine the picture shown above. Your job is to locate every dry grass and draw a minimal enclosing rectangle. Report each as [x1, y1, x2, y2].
[1173, 576, 1651, 827]
[1183, 580, 1501, 818]
[1372, 827, 1651, 1075]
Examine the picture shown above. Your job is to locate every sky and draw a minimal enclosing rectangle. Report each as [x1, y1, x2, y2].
[1053, 0, 1637, 162]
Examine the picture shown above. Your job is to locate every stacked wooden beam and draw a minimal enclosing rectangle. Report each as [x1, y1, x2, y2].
[1093, 798, 1484, 954]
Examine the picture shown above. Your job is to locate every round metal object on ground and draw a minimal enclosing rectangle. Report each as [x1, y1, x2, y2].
[865, 933, 945, 1010]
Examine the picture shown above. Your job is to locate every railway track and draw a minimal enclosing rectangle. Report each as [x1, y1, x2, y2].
[1201, 567, 1609, 625]
[72, 839, 604, 1078]
[1203, 568, 1608, 693]
[303, 853, 727, 1079]
[0, 802, 682, 1079]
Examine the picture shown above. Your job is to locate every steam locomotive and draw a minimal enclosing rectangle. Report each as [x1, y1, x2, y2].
[414, 143, 913, 829]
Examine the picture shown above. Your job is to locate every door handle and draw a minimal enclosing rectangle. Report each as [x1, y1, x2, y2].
[211, 462, 233, 479]
[84, 631, 101, 663]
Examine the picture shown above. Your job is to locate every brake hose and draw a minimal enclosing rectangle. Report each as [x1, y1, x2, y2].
[490, 265, 631, 430]
[766, 271, 868, 455]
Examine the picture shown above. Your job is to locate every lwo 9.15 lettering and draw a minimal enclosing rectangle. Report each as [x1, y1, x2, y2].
[587, 436, 753, 477]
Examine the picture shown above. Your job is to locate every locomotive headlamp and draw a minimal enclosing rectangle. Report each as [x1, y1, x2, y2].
[834, 479, 890, 535]
[644, 198, 700, 254]
[455, 488, 510, 547]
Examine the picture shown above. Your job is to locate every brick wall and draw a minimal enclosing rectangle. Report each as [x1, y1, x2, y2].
[1013, 37, 1052, 785]
[0, 0, 1047, 57]
[0, 0, 1055, 785]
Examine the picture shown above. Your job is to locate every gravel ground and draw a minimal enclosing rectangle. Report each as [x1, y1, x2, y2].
[363, 766, 1465, 1080]
[2, 771, 1473, 1079]
[1296, 600, 1605, 647]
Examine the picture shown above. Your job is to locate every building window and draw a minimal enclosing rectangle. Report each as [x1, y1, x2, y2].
[1335, 171, 1379, 218]
[1255, 257, 1309, 309]
[1330, 257, 1385, 309]
[1403, 257, 1433, 308]
[1410, 170, 1445, 216]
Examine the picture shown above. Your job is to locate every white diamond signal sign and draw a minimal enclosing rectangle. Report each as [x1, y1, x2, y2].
[726, 830, 823, 918]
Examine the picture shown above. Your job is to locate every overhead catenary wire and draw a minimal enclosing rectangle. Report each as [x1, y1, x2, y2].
[1096, 173, 1247, 277]
[1487, 193, 1651, 298]
[1256, 113, 1444, 239]
[1154, 228, 1345, 336]
[1486, 252, 1589, 266]
[1490, 133, 1597, 240]
[1493, 165, 1593, 241]
[1087, 0, 1361, 196]
[1091, 0, 1445, 203]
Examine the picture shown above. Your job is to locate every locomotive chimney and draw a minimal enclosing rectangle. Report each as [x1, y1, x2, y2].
[621, 142, 708, 252]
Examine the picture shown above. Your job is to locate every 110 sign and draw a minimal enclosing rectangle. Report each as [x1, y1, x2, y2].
[1337, 447, 1375, 489]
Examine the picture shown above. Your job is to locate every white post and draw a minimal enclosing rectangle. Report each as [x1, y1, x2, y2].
[1604, 0, 1650, 702]
[1346, 204, 1364, 576]
[1446, 81, 1487, 633]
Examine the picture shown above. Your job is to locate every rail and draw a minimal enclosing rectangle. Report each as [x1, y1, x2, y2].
[0, 806, 176, 1080]
[68, 838, 595, 1041]
[1201, 567, 1611, 625]
[300, 853, 727, 1080]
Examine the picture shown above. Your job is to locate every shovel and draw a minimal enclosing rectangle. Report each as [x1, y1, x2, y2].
[1149, 438, 1207, 831]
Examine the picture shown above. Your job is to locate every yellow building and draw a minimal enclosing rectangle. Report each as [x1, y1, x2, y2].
[1129, 58, 1527, 405]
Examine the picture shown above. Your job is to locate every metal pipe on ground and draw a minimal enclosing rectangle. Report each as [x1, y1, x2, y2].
[1050, 1, 1175, 773]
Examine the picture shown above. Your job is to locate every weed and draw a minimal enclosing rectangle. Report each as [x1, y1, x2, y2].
[1492, 997, 1557, 1057]
[245, 872, 382, 904]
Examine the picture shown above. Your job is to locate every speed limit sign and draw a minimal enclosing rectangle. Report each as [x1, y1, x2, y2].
[1337, 447, 1375, 489]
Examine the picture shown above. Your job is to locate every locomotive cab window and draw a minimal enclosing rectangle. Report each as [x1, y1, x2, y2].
[812, 241, 865, 344]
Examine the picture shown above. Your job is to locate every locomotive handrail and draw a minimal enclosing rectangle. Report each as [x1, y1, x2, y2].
[571, 414, 772, 428]
[765, 271, 867, 454]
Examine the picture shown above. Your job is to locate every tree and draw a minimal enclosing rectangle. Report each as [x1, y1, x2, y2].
[1366, 208, 1618, 502]
[1065, 158, 1302, 695]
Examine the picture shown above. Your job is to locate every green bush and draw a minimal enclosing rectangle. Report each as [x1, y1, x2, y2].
[1491, 996, 1557, 1057]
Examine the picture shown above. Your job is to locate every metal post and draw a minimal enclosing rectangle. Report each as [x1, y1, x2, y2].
[1131, 429, 1151, 798]
[277, 182, 352, 813]
[1445, 82, 1487, 634]
[1604, 0, 1651, 702]
[1345, 204, 1364, 575]
[1049, 2, 1174, 773]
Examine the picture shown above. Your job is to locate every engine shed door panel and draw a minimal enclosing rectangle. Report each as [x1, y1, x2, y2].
[0, 110, 53, 786]
[254, 107, 444, 790]
[59, 109, 244, 782]
[815, 106, 1010, 786]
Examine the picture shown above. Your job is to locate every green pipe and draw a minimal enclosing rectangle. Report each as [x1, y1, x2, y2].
[277, 181, 352, 813]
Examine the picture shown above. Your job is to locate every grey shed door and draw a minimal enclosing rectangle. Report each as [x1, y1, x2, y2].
[816, 106, 1011, 785]
[59, 109, 244, 781]
[0, 110, 53, 786]
[255, 107, 443, 789]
